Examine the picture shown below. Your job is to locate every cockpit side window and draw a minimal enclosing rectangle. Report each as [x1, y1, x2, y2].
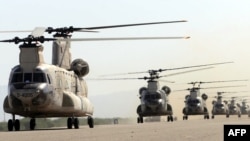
[33, 73, 46, 82]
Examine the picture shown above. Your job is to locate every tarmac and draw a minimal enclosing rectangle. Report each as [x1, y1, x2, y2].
[1, 115, 249, 141]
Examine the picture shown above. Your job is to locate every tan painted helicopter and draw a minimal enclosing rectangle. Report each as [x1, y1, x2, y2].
[225, 97, 242, 118]
[224, 95, 250, 118]
[92, 62, 233, 123]
[211, 90, 248, 119]
[179, 80, 245, 120]
[0, 20, 189, 131]
[238, 99, 250, 117]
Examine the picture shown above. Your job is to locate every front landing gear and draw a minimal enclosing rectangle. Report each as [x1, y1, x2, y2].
[7, 114, 37, 131]
[7, 114, 20, 131]
[137, 116, 143, 123]
[167, 115, 174, 122]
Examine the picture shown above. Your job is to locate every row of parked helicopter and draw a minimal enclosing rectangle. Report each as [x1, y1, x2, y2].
[0, 20, 249, 131]
[211, 91, 250, 119]
[136, 75, 249, 123]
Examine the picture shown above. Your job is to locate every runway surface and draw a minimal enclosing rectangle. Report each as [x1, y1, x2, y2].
[1, 116, 249, 141]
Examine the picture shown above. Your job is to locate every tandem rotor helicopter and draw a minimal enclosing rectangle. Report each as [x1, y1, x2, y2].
[179, 80, 246, 120]
[239, 99, 250, 117]
[225, 95, 250, 118]
[0, 20, 190, 131]
[94, 62, 233, 123]
[211, 90, 248, 119]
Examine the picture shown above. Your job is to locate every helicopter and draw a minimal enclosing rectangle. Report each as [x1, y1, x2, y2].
[181, 80, 246, 120]
[239, 99, 250, 117]
[224, 97, 242, 118]
[225, 95, 250, 118]
[94, 62, 233, 123]
[211, 90, 248, 119]
[0, 20, 190, 131]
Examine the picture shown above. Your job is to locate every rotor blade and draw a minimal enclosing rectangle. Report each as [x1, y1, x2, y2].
[0, 20, 186, 34]
[160, 61, 233, 71]
[218, 91, 249, 94]
[160, 67, 214, 77]
[173, 85, 247, 92]
[158, 79, 175, 83]
[86, 77, 141, 80]
[0, 30, 32, 33]
[76, 30, 99, 33]
[200, 79, 248, 84]
[81, 20, 187, 30]
[201, 85, 247, 90]
[0, 27, 46, 37]
[188, 79, 249, 85]
[31, 27, 46, 37]
[58, 37, 190, 42]
[100, 61, 232, 76]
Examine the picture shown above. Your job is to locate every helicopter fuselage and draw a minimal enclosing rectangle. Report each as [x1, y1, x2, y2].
[3, 63, 94, 118]
[183, 88, 208, 116]
[240, 102, 250, 115]
[212, 103, 227, 115]
[211, 97, 227, 115]
[137, 90, 172, 117]
[183, 97, 207, 115]
[226, 102, 241, 115]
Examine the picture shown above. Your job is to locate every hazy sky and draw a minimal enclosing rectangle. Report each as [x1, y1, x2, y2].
[0, 0, 250, 121]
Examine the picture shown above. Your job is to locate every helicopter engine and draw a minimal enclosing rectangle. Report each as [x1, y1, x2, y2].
[201, 93, 208, 100]
[212, 100, 216, 105]
[139, 87, 147, 95]
[70, 58, 89, 77]
[161, 86, 171, 95]
[185, 95, 190, 100]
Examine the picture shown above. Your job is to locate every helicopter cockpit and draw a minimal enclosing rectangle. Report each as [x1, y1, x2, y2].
[9, 66, 50, 89]
[11, 72, 46, 83]
[214, 103, 224, 108]
[10, 69, 47, 83]
[187, 99, 201, 107]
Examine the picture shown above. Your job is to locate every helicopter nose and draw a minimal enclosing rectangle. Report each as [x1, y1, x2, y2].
[145, 98, 162, 106]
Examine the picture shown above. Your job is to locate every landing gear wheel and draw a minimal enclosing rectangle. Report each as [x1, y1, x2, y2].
[167, 115, 174, 122]
[87, 116, 94, 128]
[204, 114, 209, 119]
[8, 119, 13, 131]
[7, 114, 20, 131]
[67, 117, 73, 129]
[212, 115, 214, 119]
[30, 118, 36, 130]
[183, 115, 188, 120]
[137, 117, 140, 123]
[137, 116, 143, 123]
[73, 118, 79, 129]
[14, 119, 20, 131]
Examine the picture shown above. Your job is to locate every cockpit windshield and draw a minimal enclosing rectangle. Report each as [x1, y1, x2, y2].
[11, 72, 46, 83]
[144, 93, 161, 100]
[215, 103, 224, 108]
[187, 99, 200, 106]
